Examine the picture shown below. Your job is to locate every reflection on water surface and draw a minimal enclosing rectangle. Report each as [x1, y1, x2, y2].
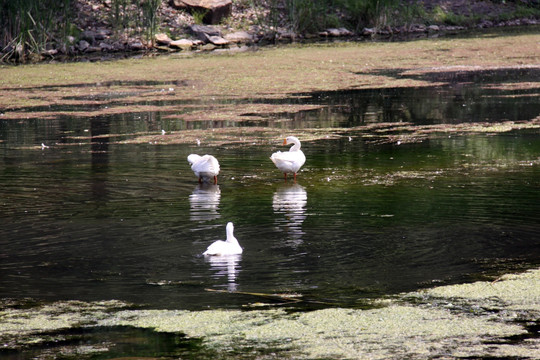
[0, 76, 539, 312]
[273, 183, 307, 247]
[190, 184, 221, 222]
[205, 255, 242, 292]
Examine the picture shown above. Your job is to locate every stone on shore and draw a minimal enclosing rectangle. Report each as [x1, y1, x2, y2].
[169, 0, 232, 25]
[189, 24, 221, 43]
[170, 39, 194, 50]
[207, 35, 229, 46]
[224, 31, 253, 43]
[155, 33, 172, 45]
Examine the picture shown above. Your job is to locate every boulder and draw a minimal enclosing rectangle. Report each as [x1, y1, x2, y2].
[326, 28, 341, 37]
[207, 35, 229, 46]
[337, 27, 353, 36]
[41, 49, 58, 57]
[170, 39, 194, 50]
[155, 33, 172, 45]
[189, 24, 221, 43]
[223, 31, 253, 43]
[81, 30, 96, 44]
[200, 43, 217, 51]
[95, 29, 112, 40]
[78, 40, 90, 52]
[99, 42, 115, 51]
[170, 0, 232, 25]
[362, 28, 376, 36]
[129, 41, 145, 51]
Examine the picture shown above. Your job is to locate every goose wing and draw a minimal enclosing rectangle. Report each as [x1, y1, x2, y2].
[271, 150, 305, 173]
[191, 155, 220, 176]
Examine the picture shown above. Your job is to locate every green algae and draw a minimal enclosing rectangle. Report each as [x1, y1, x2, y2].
[414, 268, 540, 312]
[96, 304, 528, 359]
[0, 300, 129, 349]
[2, 268, 539, 359]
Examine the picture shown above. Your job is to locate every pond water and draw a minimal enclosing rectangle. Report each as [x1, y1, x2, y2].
[1, 73, 539, 314]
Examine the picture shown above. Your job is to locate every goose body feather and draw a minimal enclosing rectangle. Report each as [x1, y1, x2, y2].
[203, 222, 243, 256]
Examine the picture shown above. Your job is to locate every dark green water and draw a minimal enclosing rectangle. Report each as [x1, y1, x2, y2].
[1, 78, 539, 312]
[1, 67, 540, 359]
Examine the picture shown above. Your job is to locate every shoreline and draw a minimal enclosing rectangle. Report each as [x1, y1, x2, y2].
[4, 19, 540, 65]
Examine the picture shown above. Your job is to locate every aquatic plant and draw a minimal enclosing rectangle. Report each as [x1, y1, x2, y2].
[0, 0, 72, 61]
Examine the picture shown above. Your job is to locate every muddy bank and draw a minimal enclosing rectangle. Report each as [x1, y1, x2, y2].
[1, 267, 539, 359]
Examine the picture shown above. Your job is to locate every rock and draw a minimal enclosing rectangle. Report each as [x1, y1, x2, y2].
[326, 28, 341, 37]
[41, 49, 58, 57]
[99, 42, 114, 51]
[478, 20, 493, 28]
[338, 28, 353, 36]
[409, 24, 426, 33]
[170, 39, 194, 50]
[169, 0, 232, 25]
[428, 25, 440, 32]
[278, 31, 296, 40]
[81, 30, 96, 44]
[129, 41, 145, 51]
[223, 31, 253, 43]
[362, 28, 376, 36]
[155, 33, 172, 45]
[155, 45, 173, 52]
[95, 29, 112, 40]
[86, 46, 101, 53]
[200, 43, 217, 51]
[207, 35, 229, 46]
[189, 24, 221, 43]
[78, 40, 90, 52]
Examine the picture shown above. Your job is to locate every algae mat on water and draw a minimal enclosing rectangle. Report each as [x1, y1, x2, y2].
[0, 28, 539, 121]
[1, 268, 539, 359]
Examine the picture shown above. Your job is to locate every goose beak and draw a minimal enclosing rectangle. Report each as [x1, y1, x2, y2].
[282, 138, 287, 145]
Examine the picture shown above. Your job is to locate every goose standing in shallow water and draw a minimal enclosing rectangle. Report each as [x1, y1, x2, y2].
[270, 136, 306, 181]
[187, 154, 220, 184]
[203, 222, 243, 256]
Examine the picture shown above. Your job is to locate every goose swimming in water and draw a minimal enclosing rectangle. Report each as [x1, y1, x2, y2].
[270, 136, 306, 181]
[187, 154, 220, 184]
[203, 222, 243, 256]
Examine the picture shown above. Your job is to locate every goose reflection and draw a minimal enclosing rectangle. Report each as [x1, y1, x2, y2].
[272, 183, 307, 246]
[189, 184, 221, 222]
[205, 255, 241, 291]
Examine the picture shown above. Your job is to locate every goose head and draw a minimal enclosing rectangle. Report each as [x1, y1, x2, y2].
[284, 136, 302, 151]
[226, 222, 239, 245]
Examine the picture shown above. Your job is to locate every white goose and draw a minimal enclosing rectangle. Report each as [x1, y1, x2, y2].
[270, 136, 306, 181]
[203, 222, 243, 256]
[187, 154, 220, 184]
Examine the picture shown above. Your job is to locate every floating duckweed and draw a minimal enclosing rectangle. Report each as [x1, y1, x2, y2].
[1, 269, 539, 359]
[415, 268, 540, 312]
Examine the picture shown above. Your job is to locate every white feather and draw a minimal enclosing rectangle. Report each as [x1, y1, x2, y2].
[203, 222, 243, 256]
